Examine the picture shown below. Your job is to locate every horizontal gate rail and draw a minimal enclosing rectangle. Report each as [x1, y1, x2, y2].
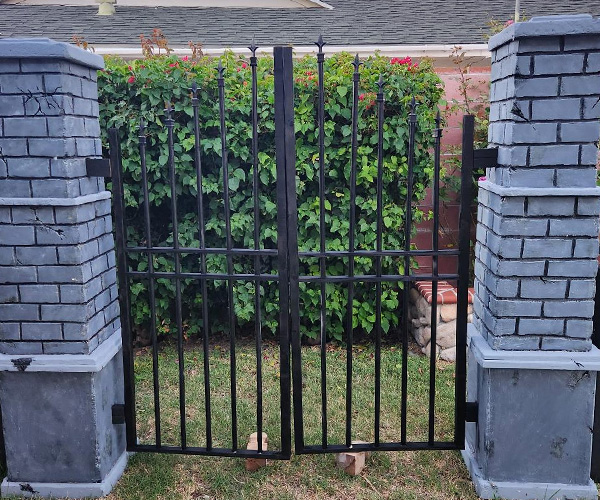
[121, 247, 462, 258]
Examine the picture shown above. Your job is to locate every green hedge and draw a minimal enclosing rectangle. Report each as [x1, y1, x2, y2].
[98, 52, 444, 342]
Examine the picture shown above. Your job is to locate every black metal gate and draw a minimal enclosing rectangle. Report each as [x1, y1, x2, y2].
[110, 45, 476, 460]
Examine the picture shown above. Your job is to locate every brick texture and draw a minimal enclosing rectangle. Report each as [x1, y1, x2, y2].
[476, 31, 600, 352]
[0, 54, 119, 355]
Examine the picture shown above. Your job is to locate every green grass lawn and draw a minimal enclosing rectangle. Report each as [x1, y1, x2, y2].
[107, 340, 478, 500]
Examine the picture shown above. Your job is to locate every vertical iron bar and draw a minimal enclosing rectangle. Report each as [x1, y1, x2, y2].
[455, 114, 474, 448]
[218, 62, 239, 451]
[109, 127, 137, 451]
[315, 34, 328, 449]
[191, 83, 213, 450]
[165, 105, 187, 449]
[428, 110, 442, 445]
[249, 42, 264, 453]
[139, 119, 161, 448]
[274, 45, 295, 457]
[402, 97, 417, 445]
[374, 75, 385, 446]
[591, 267, 600, 480]
[346, 54, 361, 448]
[593, 372, 600, 482]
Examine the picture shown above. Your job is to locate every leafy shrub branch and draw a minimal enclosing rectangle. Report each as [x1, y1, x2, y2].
[98, 51, 444, 342]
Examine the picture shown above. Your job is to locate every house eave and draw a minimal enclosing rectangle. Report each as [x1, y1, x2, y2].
[92, 43, 491, 66]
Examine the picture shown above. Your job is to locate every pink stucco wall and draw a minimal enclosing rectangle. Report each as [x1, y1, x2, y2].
[414, 65, 491, 276]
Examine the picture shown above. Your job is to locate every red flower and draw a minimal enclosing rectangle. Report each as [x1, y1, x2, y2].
[391, 56, 413, 66]
[241, 62, 248, 69]
[127, 65, 133, 71]
[127, 75, 135, 84]
[182, 56, 189, 61]
[359, 93, 365, 101]
[243, 81, 248, 86]
[504, 19, 515, 27]
[169, 62, 178, 68]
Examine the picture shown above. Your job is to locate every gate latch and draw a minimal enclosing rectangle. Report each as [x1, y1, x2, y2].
[86, 158, 111, 177]
[465, 401, 478, 423]
[473, 148, 498, 170]
[112, 404, 126, 425]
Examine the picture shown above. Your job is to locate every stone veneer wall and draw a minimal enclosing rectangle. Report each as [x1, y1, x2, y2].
[409, 282, 473, 361]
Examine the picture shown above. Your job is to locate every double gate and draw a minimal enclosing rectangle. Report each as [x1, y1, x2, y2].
[110, 45, 476, 460]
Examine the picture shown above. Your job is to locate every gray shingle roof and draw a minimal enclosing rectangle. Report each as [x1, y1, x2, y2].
[1, 1, 599, 47]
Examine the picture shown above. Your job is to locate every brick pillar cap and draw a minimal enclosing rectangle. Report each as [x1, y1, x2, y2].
[489, 14, 600, 51]
[0, 38, 104, 70]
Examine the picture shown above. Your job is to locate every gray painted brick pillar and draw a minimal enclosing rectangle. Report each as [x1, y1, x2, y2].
[463, 15, 600, 500]
[0, 39, 126, 498]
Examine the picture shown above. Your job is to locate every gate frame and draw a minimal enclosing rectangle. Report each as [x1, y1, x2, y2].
[111, 45, 481, 461]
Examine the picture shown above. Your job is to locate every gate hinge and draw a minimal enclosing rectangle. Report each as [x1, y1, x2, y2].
[465, 401, 478, 423]
[473, 148, 498, 170]
[112, 404, 126, 425]
[86, 158, 112, 177]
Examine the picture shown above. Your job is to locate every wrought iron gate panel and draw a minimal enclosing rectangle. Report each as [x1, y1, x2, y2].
[110, 43, 475, 459]
[286, 42, 475, 454]
[110, 46, 294, 460]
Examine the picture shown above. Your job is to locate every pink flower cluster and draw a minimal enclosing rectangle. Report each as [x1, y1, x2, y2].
[390, 56, 418, 70]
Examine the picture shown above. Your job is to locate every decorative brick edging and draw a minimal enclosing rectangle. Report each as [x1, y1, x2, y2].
[408, 281, 474, 361]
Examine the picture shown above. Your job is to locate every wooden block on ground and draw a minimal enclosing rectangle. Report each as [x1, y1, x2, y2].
[335, 441, 371, 476]
[245, 432, 268, 472]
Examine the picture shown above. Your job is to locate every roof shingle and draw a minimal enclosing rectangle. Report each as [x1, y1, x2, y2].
[1, 1, 599, 47]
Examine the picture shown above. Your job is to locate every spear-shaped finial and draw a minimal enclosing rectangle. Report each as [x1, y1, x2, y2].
[409, 95, 417, 124]
[164, 102, 173, 120]
[248, 36, 259, 57]
[190, 81, 198, 95]
[376, 75, 385, 104]
[315, 34, 326, 52]
[377, 74, 385, 92]
[217, 60, 224, 78]
[138, 116, 146, 141]
[352, 53, 363, 71]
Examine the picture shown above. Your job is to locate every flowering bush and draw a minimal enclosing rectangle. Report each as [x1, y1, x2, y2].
[98, 51, 444, 342]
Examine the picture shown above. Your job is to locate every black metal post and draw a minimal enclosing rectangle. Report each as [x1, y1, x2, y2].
[401, 97, 417, 445]
[428, 110, 442, 445]
[165, 105, 187, 449]
[191, 82, 213, 450]
[454, 114, 475, 449]
[109, 127, 137, 451]
[274, 45, 295, 458]
[374, 74, 385, 447]
[590, 266, 600, 480]
[345, 54, 362, 448]
[138, 119, 162, 448]
[315, 34, 329, 450]
[217, 61, 239, 452]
